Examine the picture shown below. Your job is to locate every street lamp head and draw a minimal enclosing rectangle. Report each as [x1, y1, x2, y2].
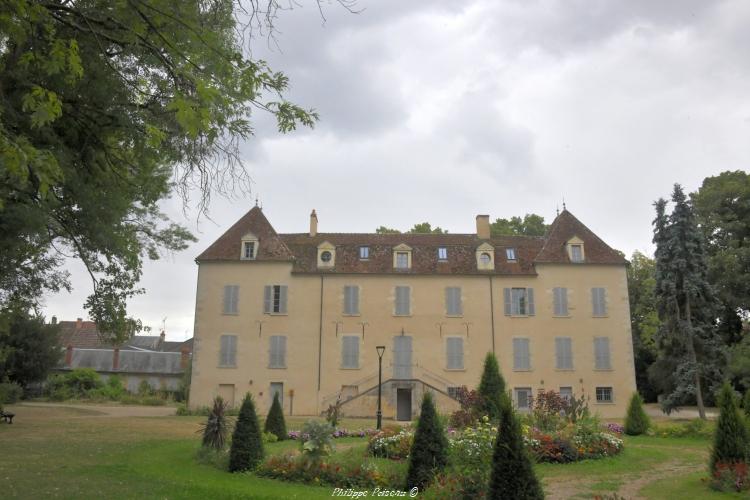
[376, 345, 386, 358]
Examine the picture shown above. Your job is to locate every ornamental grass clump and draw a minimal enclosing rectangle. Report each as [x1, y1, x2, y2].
[624, 392, 651, 436]
[477, 352, 506, 422]
[406, 393, 448, 491]
[228, 393, 264, 472]
[264, 393, 287, 441]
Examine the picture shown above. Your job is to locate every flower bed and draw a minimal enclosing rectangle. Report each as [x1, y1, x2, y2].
[257, 453, 391, 488]
[366, 427, 413, 460]
[287, 427, 378, 440]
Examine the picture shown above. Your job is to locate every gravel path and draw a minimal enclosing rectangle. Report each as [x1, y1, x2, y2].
[17, 401, 177, 417]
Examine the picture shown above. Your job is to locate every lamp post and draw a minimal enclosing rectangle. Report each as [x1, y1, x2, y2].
[376, 345, 385, 430]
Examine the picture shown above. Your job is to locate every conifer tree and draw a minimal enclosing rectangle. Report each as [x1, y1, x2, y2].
[405, 392, 448, 491]
[743, 389, 750, 419]
[264, 393, 287, 441]
[624, 392, 651, 435]
[229, 393, 264, 472]
[478, 352, 507, 421]
[489, 394, 544, 499]
[651, 185, 725, 418]
[710, 382, 749, 473]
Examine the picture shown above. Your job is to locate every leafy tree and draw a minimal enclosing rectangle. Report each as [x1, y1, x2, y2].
[490, 214, 548, 237]
[375, 226, 401, 234]
[743, 388, 750, 419]
[488, 394, 544, 499]
[264, 392, 287, 441]
[692, 170, 750, 345]
[408, 222, 447, 234]
[0, 310, 61, 386]
[0, 1, 319, 344]
[229, 393, 264, 472]
[729, 335, 750, 392]
[200, 396, 230, 450]
[651, 185, 725, 418]
[627, 251, 660, 402]
[477, 352, 506, 421]
[710, 382, 749, 473]
[624, 392, 651, 435]
[405, 392, 448, 491]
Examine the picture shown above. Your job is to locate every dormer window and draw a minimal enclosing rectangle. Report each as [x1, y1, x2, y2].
[566, 237, 585, 263]
[240, 232, 259, 260]
[438, 247, 448, 261]
[359, 246, 370, 260]
[506, 248, 516, 261]
[317, 241, 335, 268]
[480, 252, 491, 265]
[476, 242, 495, 270]
[392, 244, 412, 270]
[321, 251, 332, 262]
[396, 252, 409, 268]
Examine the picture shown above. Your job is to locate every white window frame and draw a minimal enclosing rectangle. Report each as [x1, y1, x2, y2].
[438, 247, 448, 261]
[570, 244, 584, 263]
[559, 386, 573, 401]
[359, 246, 369, 260]
[264, 285, 288, 315]
[396, 252, 409, 269]
[514, 387, 532, 411]
[506, 248, 516, 261]
[595, 386, 614, 403]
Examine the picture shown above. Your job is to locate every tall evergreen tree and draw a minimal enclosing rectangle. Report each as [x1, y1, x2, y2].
[405, 392, 448, 491]
[228, 393, 264, 472]
[478, 352, 506, 421]
[710, 382, 749, 473]
[651, 185, 725, 418]
[489, 394, 544, 499]
[264, 393, 287, 441]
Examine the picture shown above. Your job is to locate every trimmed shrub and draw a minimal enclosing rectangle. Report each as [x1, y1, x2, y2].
[200, 396, 230, 450]
[710, 382, 749, 474]
[229, 393, 264, 472]
[264, 393, 287, 441]
[624, 392, 651, 435]
[488, 395, 544, 500]
[478, 353, 506, 421]
[406, 392, 448, 491]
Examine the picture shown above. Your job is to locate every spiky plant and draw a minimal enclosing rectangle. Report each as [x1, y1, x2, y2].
[198, 396, 230, 450]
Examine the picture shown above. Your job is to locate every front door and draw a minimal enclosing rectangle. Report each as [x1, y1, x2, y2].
[393, 336, 412, 379]
[396, 388, 412, 421]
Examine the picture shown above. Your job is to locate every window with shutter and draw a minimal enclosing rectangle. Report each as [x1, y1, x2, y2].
[503, 288, 511, 315]
[269, 335, 287, 368]
[559, 386, 573, 401]
[395, 286, 411, 316]
[594, 337, 611, 369]
[510, 288, 532, 315]
[446, 337, 464, 370]
[592, 287, 607, 316]
[514, 387, 532, 410]
[341, 336, 359, 368]
[223, 285, 239, 315]
[555, 337, 573, 370]
[219, 335, 237, 367]
[445, 287, 462, 316]
[344, 286, 360, 315]
[513, 338, 531, 370]
[553, 287, 569, 316]
[264, 285, 288, 314]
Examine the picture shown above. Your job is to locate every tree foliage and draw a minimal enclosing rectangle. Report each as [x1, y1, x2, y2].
[0, 0, 319, 344]
[264, 392, 287, 441]
[229, 393, 264, 472]
[624, 392, 650, 436]
[478, 352, 506, 421]
[405, 392, 448, 491]
[710, 382, 749, 473]
[408, 222, 447, 234]
[0, 309, 61, 386]
[488, 394, 544, 499]
[375, 226, 401, 234]
[490, 214, 548, 237]
[627, 251, 660, 402]
[650, 185, 725, 418]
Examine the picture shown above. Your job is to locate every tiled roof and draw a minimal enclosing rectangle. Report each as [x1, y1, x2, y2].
[57, 321, 193, 352]
[195, 208, 626, 274]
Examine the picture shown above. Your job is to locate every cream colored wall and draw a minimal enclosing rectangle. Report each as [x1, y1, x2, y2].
[190, 260, 636, 419]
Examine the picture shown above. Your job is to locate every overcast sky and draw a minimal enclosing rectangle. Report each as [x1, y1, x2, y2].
[43, 0, 750, 340]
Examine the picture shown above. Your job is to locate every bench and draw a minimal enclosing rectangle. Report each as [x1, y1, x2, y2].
[1, 410, 14, 424]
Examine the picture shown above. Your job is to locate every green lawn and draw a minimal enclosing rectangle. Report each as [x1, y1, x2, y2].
[0, 403, 735, 499]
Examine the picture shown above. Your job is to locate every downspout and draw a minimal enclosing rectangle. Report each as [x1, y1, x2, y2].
[489, 275, 496, 354]
[317, 275, 324, 393]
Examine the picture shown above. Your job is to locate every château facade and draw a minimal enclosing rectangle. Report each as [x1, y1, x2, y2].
[189, 207, 636, 419]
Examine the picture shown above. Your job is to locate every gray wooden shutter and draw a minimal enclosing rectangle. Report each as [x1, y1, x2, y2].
[396, 286, 410, 315]
[556, 337, 573, 369]
[592, 288, 599, 316]
[595, 337, 611, 369]
[599, 288, 607, 316]
[553, 288, 561, 316]
[228, 335, 237, 366]
[263, 286, 272, 313]
[344, 286, 359, 315]
[222, 286, 231, 314]
[230, 286, 239, 314]
[219, 336, 228, 366]
[503, 288, 511, 316]
[446, 287, 461, 315]
[279, 286, 288, 314]
[561, 287, 568, 315]
[513, 338, 530, 370]
[527, 288, 535, 316]
[447, 338, 463, 369]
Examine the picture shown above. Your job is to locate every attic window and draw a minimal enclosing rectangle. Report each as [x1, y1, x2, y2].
[506, 248, 516, 261]
[392, 244, 412, 270]
[570, 244, 583, 263]
[396, 252, 409, 269]
[480, 252, 492, 265]
[359, 246, 369, 260]
[240, 233, 259, 260]
[317, 241, 335, 268]
[476, 242, 495, 270]
[321, 251, 332, 262]
[438, 247, 448, 261]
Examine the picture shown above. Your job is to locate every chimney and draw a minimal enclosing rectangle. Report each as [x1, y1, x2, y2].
[112, 347, 120, 370]
[76, 317, 83, 329]
[65, 344, 73, 366]
[476, 215, 490, 240]
[159, 330, 166, 348]
[309, 209, 318, 237]
[51, 315, 57, 325]
[180, 346, 190, 369]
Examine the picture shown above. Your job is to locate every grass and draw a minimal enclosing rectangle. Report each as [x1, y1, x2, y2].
[0, 402, 732, 499]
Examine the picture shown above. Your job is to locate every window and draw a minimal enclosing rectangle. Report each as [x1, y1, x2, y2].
[559, 386, 573, 401]
[592, 287, 607, 317]
[320, 250, 332, 262]
[504, 287, 535, 316]
[394, 286, 411, 316]
[594, 337, 611, 370]
[479, 252, 492, 265]
[555, 337, 573, 370]
[570, 244, 584, 262]
[219, 335, 237, 367]
[343, 286, 360, 315]
[223, 285, 239, 315]
[596, 387, 613, 403]
[341, 336, 360, 369]
[243, 241, 255, 259]
[263, 285, 288, 314]
[396, 252, 409, 269]
[553, 287, 569, 316]
[446, 337, 464, 370]
[513, 338, 531, 370]
[476, 243, 495, 270]
[438, 247, 448, 260]
[447, 386, 462, 399]
[269, 335, 287, 368]
[359, 246, 369, 260]
[445, 287, 462, 316]
[506, 248, 516, 261]
[515, 387, 532, 410]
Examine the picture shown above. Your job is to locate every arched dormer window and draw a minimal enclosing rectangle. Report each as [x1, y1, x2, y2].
[476, 242, 495, 271]
[392, 243, 412, 270]
[317, 241, 336, 268]
[240, 232, 259, 260]
[566, 237, 585, 263]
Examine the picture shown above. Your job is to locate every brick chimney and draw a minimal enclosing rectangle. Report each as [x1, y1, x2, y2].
[65, 344, 73, 366]
[476, 215, 490, 240]
[112, 347, 120, 370]
[309, 209, 318, 237]
[76, 317, 83, 329]
[180, 346, 190, 369]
